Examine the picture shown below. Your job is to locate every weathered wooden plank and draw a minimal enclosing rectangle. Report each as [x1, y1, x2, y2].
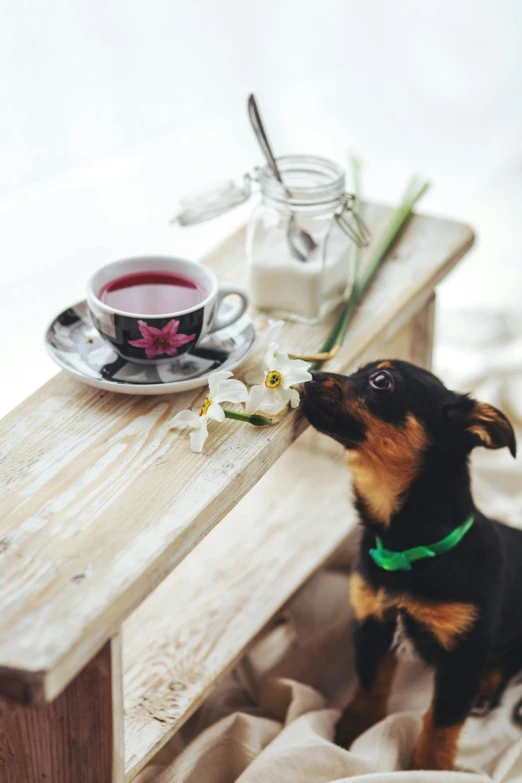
[122, 434, 356, 780]
[0, 636, 123, 783]
[0, 205, 474, 704]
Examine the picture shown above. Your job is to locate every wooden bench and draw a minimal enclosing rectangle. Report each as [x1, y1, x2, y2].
[0, 204, 473, 782]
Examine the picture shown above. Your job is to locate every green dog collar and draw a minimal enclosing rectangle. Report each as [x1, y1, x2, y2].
[369, 514, 475, 572]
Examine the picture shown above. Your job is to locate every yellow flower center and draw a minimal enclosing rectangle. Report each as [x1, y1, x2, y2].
[265, 370, 282, 389]
[199, 396, 212, 416]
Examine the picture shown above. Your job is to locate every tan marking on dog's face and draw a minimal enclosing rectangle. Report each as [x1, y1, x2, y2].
[411, 706, 463, 770]
[347, 409, 428, 526]
[349, 574, 477, 651]
[377, 361, 393, 369]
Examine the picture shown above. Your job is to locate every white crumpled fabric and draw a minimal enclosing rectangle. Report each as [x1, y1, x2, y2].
[139, 571, 522, 783]
[136, 308, 522, 783]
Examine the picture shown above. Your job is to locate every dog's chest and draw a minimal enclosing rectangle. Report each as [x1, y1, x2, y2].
[349, 572, 479, 655]
[391, 611, 421, 660]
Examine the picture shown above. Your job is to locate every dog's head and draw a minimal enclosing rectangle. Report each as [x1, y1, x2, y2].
[301, 360, 516, 524]
[302, 359, 516, 457]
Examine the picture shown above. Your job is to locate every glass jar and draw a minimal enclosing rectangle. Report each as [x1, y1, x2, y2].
[247, 155, 368, 323]
[172, 154, 369, 324]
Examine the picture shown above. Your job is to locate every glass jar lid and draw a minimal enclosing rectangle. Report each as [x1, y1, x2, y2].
[171, 176, 252, 226]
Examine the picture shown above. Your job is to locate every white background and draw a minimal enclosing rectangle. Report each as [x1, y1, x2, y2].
[1, 0, 521, 416]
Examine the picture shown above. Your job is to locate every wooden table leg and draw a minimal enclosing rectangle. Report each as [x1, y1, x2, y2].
[0, 635, 124, 783]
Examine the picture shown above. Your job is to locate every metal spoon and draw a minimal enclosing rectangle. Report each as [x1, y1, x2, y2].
[247, 94, 317, 262]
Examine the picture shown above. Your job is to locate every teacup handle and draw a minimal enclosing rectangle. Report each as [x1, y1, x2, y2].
[209, 285, 249, 332]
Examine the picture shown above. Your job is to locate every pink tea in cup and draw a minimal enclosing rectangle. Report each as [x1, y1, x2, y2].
[98, 271, 206, 315]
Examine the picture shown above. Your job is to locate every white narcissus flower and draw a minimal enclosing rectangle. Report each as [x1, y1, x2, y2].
[244, 320, 286, 386]
[172, 370, 248, 452]
[246, 323, 312, 416]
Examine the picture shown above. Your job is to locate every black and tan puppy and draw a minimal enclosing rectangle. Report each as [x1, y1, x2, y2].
[301, 359, 518, 771]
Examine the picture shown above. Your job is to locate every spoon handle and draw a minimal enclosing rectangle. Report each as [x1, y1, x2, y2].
[247, 94, 285, 185]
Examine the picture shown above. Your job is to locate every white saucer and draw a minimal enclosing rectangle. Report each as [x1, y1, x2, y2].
[45, 301, 256, 395]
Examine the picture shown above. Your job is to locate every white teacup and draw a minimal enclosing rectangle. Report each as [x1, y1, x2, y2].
[87, 255, 249, 365]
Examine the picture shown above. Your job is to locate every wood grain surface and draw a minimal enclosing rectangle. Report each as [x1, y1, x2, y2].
[122, 432, 356, 780]
[0, 637, 124, 783]
[0, 205, 474, 705]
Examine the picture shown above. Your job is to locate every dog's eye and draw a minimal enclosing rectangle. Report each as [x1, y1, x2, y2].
[369, 371, 394, 391]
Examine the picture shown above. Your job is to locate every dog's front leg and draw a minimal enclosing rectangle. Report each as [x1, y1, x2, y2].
[411, 649, 487, 771]
[336, 618, 396, 748]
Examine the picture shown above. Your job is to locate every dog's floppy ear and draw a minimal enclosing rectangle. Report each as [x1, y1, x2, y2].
[447, 394, 517, 458]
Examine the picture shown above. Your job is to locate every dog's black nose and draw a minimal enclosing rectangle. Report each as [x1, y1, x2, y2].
[310, 371, 328, 382]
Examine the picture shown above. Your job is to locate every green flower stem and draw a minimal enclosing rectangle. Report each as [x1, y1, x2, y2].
[309, 156, 363, 361]
[310, 174, 430, 371]
[351, 155, 363, 286]
[224, 409, 273, 426]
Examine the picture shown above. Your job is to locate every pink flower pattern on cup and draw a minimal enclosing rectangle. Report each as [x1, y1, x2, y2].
[129, 319, 196, 358]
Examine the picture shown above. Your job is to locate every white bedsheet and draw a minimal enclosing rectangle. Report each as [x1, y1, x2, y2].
[137, 569, 522, 783]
